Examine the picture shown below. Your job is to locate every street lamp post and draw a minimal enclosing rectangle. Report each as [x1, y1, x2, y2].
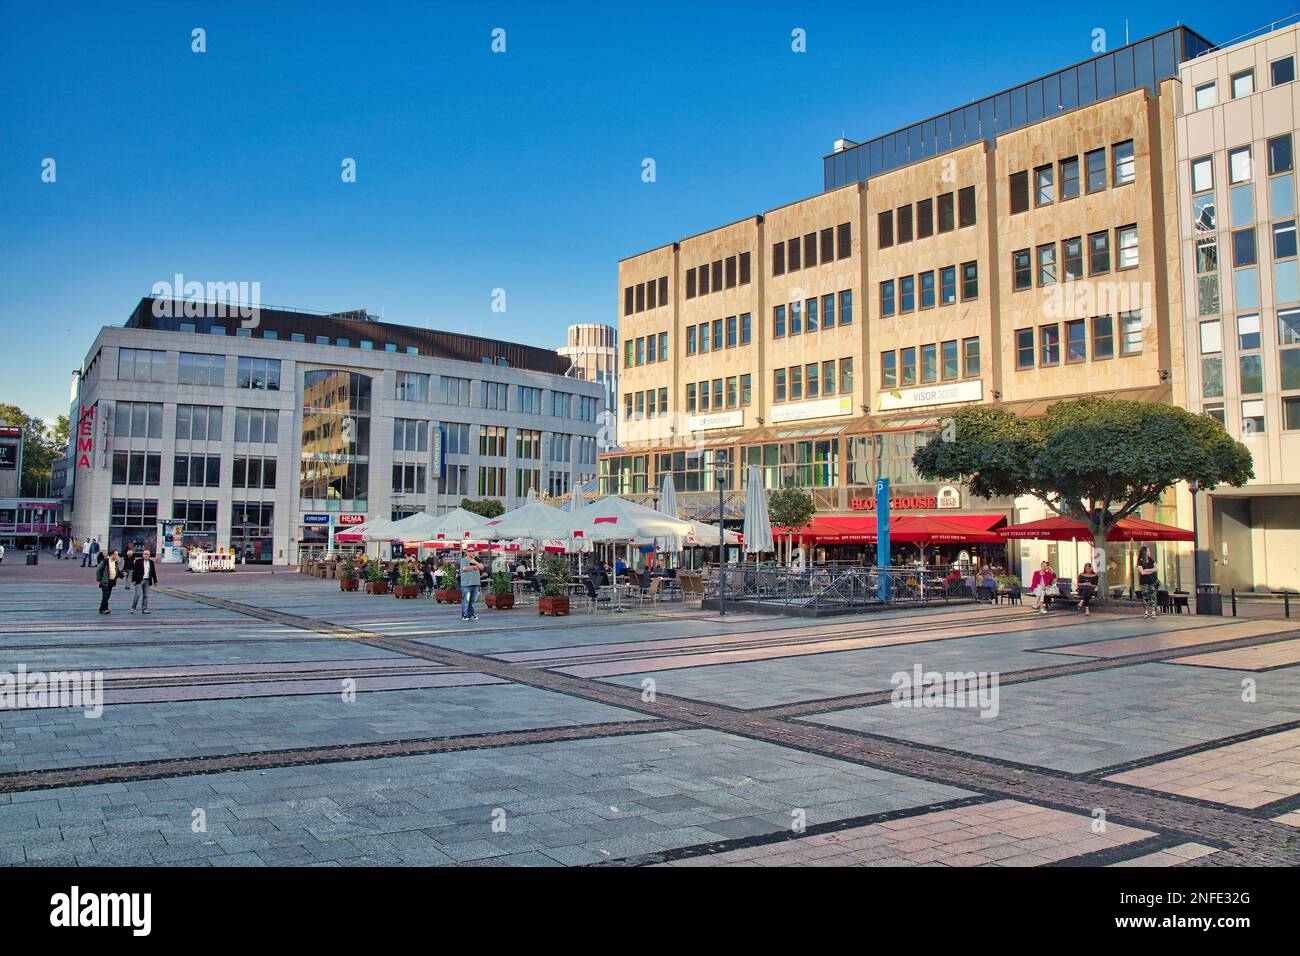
[1189, 480, 1202, 612]
[716, 451, 728, 616]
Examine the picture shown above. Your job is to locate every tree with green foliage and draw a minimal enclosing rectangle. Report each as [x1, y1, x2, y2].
[459, 497, 506, 519]
[913, 398, 1253, 596]
[767, 487, 816, 566]
[0, 403, 68, 497]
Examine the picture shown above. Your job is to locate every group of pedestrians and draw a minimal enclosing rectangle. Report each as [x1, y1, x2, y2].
[1027, 545, 1160, 618]
[93, 545, 159, 615]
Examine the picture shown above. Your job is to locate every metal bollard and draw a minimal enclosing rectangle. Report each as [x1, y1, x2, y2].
[1286, 591, 1292, 619]
[1231, 588, 1237, 617]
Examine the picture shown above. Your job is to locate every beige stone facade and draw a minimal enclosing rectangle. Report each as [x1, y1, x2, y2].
[602, 24, 1300, 592]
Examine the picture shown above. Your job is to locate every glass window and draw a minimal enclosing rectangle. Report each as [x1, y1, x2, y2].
[881, 351, 897, 388]
[1231, 184, 1255, 228]
[1200, 319, 1222, 354]
[1275, 220, 1297, 260]
[1120, 311, 1144, 355]
[839, 289, 853, 325]
[1117, 225, 1139, 268]
[962, 337, 980, 377]
[1037, 244, 1057, 286]
[919, 271, 935, 309]
[1060, 157, 1080, 200]
[1039, 325, 1060, 366]
[1191, 156, 1214, 194]
[1194, 82, 1217, 109]
[1093, 316, 1114, 359]
[920, 344, 938, 383]
[1113, 140, 1135, 185]
[1202, 356, 1224, 398]
[880, 280, 895, 317]
[1088, 231, 1110, 274]
[1015, 329, 1034, 369]
[1270, 134, 1294, 175]
[1272, 56, 1296, 87]
[900, 276, 915, 312]
[1231, 69, 1255, 99]
[1065, 319, 1087, 363]
[1013, 249, 1032, 290]
[940, 266, 956, 305]
[1034, 164, 1054, 206]
[941, 340, 959, 380]
[1229, 147, 1252, 184]
[1242, 399, 1266, 435]
[1062, 237, 1083, 280]
[901, 346, 917, 384]
[961, 261, 978, 300]
[1085, 148, 1107, 192]
[1233, 227, 1257, 267]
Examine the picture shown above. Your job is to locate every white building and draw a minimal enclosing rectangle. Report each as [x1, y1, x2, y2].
[69, 298, 604, 564]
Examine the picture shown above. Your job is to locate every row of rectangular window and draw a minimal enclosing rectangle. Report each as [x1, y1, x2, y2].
[112, 451, 276, 490]
[686, 314, 752, 354]
[686, 375, 753, 413]
[118, 350, 281, 389]
[624, 275, 670, 315]
[1191, 136, 1292, 196]
[1010, 140, 1134, 213]
[1014, 313, 1142, 369]
[623, 388, 672, 420]
[773, 358, 854, 402]
[880, 339, 980, 388]
[773, 291, 853, 337]
[877, 188, 976, 249]
[685, 252, 753, 298]
[1193, 56, 1295, 110]
[1012, 227, 1137, 290]
[624, 332, 670, 368]
[772, 223, 852, 275]
[880, 263, 977, 316]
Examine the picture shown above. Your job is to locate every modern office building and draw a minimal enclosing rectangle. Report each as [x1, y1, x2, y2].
[604, 24, 1234, 589]
[556, 323, 619, 445]
[1175, 20, 1300, 592]
[69, 297, 605, 564]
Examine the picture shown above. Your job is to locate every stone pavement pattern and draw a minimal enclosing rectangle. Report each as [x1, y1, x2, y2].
[1, 556, 1299, 867]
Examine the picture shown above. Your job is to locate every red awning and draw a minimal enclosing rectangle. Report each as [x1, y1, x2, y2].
[775, 514, 1007, 545]
[999, 515, 1194, 543]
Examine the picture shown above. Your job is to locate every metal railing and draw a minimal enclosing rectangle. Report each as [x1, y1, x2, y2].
[1229, 589, 1295, 619]
[706, 565, 949, 611]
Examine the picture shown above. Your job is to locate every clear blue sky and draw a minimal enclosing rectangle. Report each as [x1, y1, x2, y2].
[0, 0, 1288, 420]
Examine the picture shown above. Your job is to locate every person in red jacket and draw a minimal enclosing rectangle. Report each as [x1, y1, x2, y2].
[1029, 561, 1057, 614]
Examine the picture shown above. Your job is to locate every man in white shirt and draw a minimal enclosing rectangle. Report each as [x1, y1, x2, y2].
[130, 549, 158, 614]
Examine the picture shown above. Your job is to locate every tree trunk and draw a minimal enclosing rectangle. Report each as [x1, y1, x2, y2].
[1092, 530, 1109, 604]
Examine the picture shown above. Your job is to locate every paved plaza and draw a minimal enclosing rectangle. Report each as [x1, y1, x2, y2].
[1, 559, 1298, 867]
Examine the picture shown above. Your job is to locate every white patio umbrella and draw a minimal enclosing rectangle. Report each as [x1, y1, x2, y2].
[420, 507, 489, 543]
[359, 515, 410, 542]
[479, 500, 567, 542]
[743, 464, 775, 555]
[551, 495, 692, 543]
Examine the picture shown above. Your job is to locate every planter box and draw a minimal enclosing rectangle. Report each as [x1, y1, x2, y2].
[434, 589, 462, 605]
[366, 581, 390, 595]
[485, 593, 515, 609]
[539, 595, 570, 617]
[393, 585, 420, 599]
[340, 578, 359, 592]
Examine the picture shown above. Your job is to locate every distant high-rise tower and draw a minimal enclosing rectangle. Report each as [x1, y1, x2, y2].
[558, 323, 618, 443]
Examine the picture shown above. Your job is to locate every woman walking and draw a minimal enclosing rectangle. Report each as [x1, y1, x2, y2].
[1137, 546, 1160, 618]
[1030, 561, 1057, 615]
[1076, 563, 1099, 617]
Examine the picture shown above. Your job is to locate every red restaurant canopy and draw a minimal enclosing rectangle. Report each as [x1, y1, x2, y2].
[998, 515, 1194, 542]
[775, 514, 1006, 545]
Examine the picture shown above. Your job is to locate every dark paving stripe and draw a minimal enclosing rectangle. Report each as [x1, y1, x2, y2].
[149, 586, 1300, 865]
[0, 719, 680, 793]
[591, 795, 995, 866]
[1087, 718, 1300, 779]
[1043, 833, 1206, 867]
[753, 627, 1300, 720]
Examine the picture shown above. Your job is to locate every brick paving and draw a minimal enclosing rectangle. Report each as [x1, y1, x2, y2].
[2, 559, 1300, 866]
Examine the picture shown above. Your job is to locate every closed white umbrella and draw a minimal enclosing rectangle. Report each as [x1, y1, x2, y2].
[658, 474, 682, 555]
[743, 464, 774, 555]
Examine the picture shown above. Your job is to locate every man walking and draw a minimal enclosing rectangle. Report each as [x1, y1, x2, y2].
[54, 536, 64, 561]
[131, 548, 157, 614]
[96, 548, 120, 614]
[81, 538, 91, 567]
[459, 550, 484, 622]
